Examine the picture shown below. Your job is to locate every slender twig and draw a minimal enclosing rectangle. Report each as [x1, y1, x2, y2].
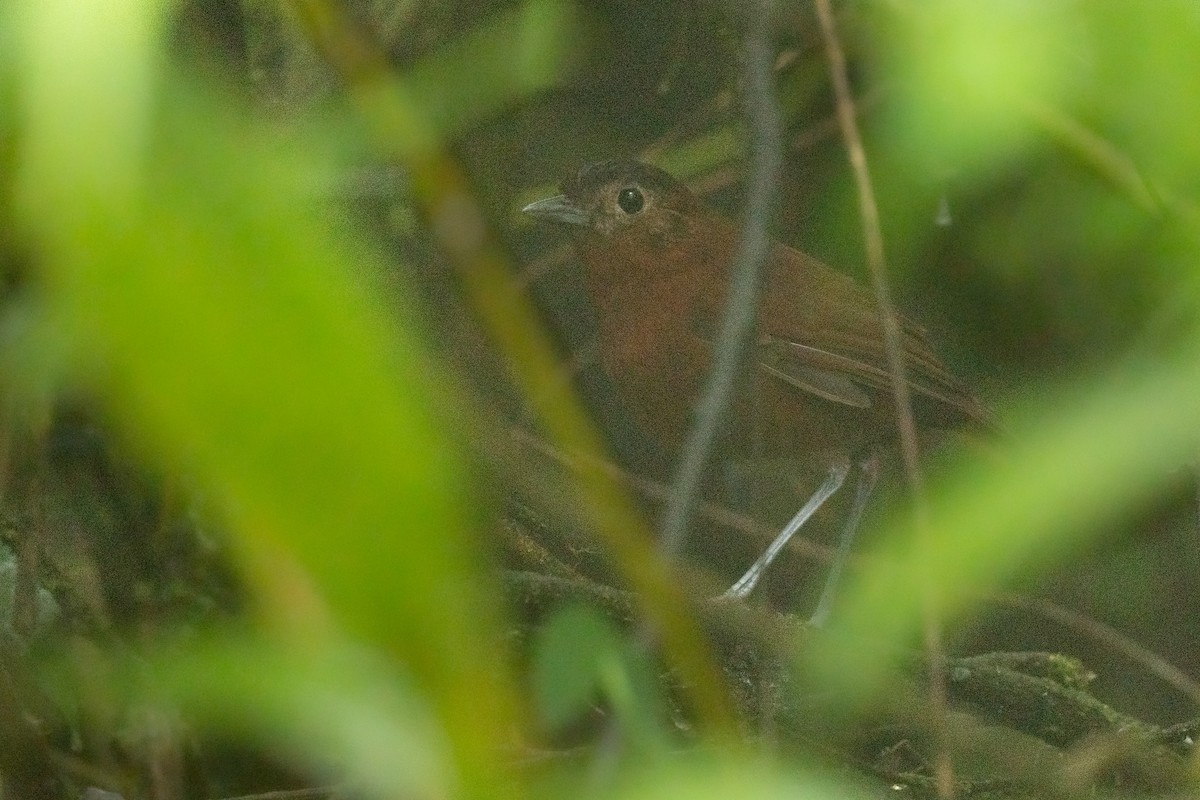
[588, 4, 782, 777]
[996, 594, 1200, 706]
[288, 0, 737, 749]
[659, 0, 783, 557]
[811, 1, 953, 798]
[1020, 99, 1160, 213]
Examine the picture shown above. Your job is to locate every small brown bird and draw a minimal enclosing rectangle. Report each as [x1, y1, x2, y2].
[524, 161, 990, 617]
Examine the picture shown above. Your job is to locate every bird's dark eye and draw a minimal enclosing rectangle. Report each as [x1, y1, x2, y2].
[617, 186, 645, 215]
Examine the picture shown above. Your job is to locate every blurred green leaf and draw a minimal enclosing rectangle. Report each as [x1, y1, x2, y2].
[613, 758, 871, 800]
[533, 603, 623, 731]
[1079, 2, 1200, 184]
[408, 0, 578, 137]
[11, 1, 519, 795]
[879, 1, 1079, 176]
[809, 352, 1200, 708]
[129, 634, 451, 799]
[13, 0, 168, 220]
[6, 0, 1200, 795]
[532, 603, 669, 754]
[301, 0, 580, 160]
[604, 631, 674, 757]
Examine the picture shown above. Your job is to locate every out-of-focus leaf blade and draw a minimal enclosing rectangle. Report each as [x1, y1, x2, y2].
[614, 758, 871, 800]
[809, 354, 1200, 706]
[879, 1, 1078, 175]
[532, 603, 622, 731]
[134, 634, 451, 799]
[11, 1, 519, 794]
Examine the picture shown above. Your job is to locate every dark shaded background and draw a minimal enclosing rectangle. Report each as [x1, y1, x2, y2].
[2, 1, 1197, 797]
[179, 0, 1199, 723]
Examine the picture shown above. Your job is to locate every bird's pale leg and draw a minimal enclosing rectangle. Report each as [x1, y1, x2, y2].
[808, 454, 880, 627]
[721, 460, 850, 600]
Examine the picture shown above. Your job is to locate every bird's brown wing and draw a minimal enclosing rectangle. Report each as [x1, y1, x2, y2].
[754, 244, 992, 429]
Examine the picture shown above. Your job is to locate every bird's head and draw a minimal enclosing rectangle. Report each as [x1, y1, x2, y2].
[523, 160, 704, 248]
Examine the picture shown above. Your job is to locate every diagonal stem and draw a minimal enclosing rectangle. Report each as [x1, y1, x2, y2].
[658, 0, 782, 559]
[812, 0, 953, 797]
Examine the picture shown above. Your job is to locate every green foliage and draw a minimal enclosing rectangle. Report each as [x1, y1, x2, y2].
[2, 0, 1199, 798]
[124, 635, 453, 798]
[806, 0, 1200, 737]
[532, 602, 667, 752]
[880, 1, 1080, 176]
[8, 0, 527, 796]
[812, 353, 1200, 707]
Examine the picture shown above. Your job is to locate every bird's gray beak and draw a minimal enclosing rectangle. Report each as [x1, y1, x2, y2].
[522, 194, 590, 227]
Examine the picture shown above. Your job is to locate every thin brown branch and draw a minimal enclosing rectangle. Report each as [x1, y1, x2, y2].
[996, 594, 1200, 708]
[659, 0, 783, 558]
[285, 0, 737, 741]
[811, 1, 952, 797]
